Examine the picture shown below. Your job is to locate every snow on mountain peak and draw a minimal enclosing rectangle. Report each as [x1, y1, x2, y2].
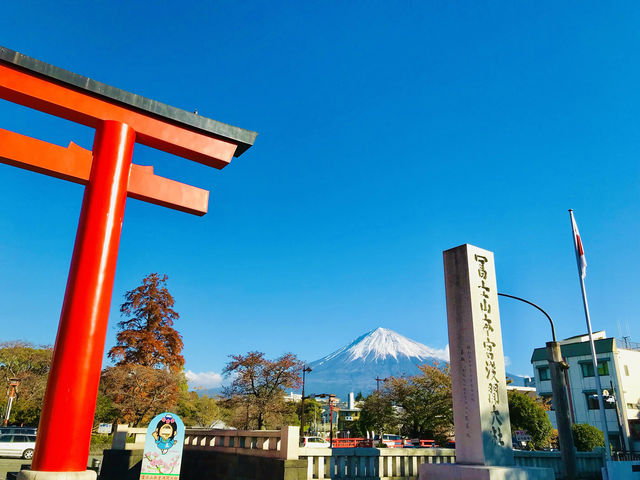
[316, 327, 449, 365]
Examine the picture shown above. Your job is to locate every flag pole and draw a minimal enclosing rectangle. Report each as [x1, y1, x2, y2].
[568, 209, 612, 461]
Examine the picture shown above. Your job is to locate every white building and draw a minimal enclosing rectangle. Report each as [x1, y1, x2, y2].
[283, 391, 302, 402]
[531, 331, 640, 451]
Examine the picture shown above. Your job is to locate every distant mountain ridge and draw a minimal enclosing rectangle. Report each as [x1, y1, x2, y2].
[196, 327, 531, 397]
[304, 327, 531, 398]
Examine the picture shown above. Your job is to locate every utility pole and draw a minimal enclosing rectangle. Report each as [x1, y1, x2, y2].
[329, 394, 336, 447]
[499, 293, 577, 480]
[546, 342, 577, 480]
[3, 378, 19, 427]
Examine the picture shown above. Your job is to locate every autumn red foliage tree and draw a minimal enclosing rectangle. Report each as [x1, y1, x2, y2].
[99, 365, 181, 426]
[222, 352, 303, 429]
[99, 274, 186, 425]
[108, 273, 184, 372]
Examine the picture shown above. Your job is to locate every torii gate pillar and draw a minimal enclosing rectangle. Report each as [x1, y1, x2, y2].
[0, 46, 257, 479]
[34, 121, 135, 473]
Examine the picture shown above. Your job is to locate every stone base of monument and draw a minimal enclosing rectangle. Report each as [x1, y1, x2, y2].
[419, 463, 554, 480]
[17, 470, 97, 480]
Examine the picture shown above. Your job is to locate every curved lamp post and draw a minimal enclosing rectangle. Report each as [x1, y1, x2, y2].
[498, 293, 556, 342]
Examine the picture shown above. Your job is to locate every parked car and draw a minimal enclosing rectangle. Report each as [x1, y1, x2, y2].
[301, 436, 331, 448]
[0, 434, 36, 459]
[379, 434, 404, 448]
[405, 438, 437, 448]
[0, 427, 37, 435]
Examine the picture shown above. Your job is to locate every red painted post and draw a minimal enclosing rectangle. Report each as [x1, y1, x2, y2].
[31, 121, 135, 472]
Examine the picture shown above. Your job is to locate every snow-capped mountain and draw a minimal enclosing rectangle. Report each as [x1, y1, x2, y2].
[304, 327, 531, 398]
[305, 327, 449, 398]
[316, 327, 449, 365]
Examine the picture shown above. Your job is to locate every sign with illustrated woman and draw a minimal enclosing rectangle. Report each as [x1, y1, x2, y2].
[140, 412, 185, 480]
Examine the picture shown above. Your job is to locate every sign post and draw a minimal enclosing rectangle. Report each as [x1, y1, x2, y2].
[420, 244, 553, 480]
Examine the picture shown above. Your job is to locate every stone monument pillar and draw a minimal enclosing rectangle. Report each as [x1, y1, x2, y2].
[420, 244, 553, 480]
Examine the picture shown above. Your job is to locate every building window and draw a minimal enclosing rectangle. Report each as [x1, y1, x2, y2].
[609, 434, 622, 451]
[585, 392, 616, 410]
[630, 419, 640, 440]
[580, 360, 609, 378]
[625, 365, 629, 376]
[537, 366, 550, 381]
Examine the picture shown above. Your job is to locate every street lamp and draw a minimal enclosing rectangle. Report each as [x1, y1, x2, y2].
[498, 292, 577, 480]
[308, 393, 337, 447]
[597, 383, 626, 453]
[300, 366, 312, 437]
[329, 394, 337, 447]
[3, 378, 19, 427]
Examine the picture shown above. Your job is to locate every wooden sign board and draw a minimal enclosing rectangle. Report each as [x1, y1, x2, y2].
[140, 412, 186, 480]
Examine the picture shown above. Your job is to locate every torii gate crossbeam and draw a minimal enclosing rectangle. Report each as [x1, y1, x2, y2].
[0, 46, 257, 478]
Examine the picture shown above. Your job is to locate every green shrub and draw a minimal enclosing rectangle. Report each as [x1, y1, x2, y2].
[507, 391, 553, 449]
[572, 423, 604, 452]
[90, 434, 112, 449]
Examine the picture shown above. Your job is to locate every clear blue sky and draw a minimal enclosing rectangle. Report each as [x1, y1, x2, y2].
[2, 2, 640, 390]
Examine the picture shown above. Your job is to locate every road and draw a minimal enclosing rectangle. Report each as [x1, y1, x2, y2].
[0, 453, 103, 479]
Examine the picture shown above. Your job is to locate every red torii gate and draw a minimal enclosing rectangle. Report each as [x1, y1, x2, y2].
[0, 46, 257, 477]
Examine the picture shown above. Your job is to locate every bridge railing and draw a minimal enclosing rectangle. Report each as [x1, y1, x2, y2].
[300, 447, 456, 480]
[110, 424, 147, 450]
[183, 425, 299, 460]
[300, 447, 606, 480]
[112, 424, 605, 479]
[332, 438, 374, 448]
[514, 448, 606, 478]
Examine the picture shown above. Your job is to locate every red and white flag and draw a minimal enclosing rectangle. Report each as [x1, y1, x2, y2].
[570, 210, 587, 278]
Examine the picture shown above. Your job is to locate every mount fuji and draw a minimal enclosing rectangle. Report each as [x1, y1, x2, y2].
[304, 327, 449, 398]
[304, 327, 531, 398]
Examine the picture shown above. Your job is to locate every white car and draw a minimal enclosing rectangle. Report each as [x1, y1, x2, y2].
[0, 433, 36, 459]
[380, 434, 404, 448]
[302, 436, 330, 448]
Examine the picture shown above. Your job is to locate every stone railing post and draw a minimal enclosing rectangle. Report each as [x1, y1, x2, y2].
[111, 424, 129, 450]
[280, 425, 299, 459]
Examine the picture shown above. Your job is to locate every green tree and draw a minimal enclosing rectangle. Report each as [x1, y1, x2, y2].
[222, 351, 303, 429]
[297, 398, 323, 433]
[507, 390, 553, 449]
[94, 392, 120, 425]
[386, 363, 453, 445]
[0, 341, 52, 426]
[572, 423, 605, 452]
[177, 391, 221, 427]
[108, 273, 184, 372]
[359, 391, 398, 441]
